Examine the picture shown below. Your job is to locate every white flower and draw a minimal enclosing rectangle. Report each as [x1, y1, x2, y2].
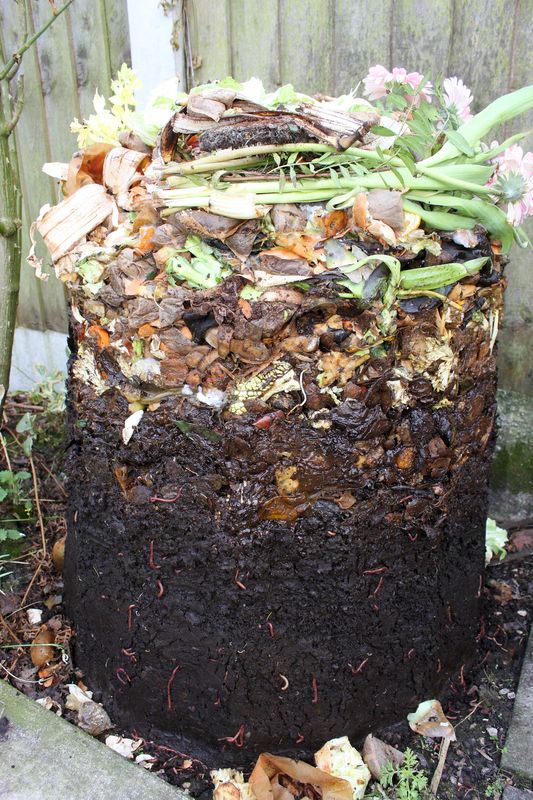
[443, 77, 473, 121]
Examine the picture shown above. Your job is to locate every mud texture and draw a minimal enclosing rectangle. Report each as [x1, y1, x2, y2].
[64, 303, 497, 767]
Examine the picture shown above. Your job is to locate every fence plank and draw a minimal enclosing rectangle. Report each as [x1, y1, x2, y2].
[279, 0, 332, 93]
[68, 0, 112, 118]
[102, 0, 131, 74]
[187, 0, 232, 83]
[332, 0, 392, 96]
[448, 0, 512, 107]
[229, 0, 280, 88]
[391, 0, 453, 80]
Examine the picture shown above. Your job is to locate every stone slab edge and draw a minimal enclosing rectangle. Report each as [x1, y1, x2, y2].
[502, 624, 533, 783]
[0, 679, 189, 800]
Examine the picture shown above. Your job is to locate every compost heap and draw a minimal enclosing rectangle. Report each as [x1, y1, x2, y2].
[34, 87, 503, 430]
[31, 77, 517, 762]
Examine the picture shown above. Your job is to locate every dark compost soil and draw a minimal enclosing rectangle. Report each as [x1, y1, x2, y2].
[63, 297, 497, 766]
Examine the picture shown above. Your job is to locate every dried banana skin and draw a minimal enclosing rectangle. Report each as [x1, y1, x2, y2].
[64, 289, 498, 764]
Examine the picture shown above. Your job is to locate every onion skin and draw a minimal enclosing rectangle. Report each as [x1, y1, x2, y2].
[52, 536, 66, 572]
[31, 628, 56, 667]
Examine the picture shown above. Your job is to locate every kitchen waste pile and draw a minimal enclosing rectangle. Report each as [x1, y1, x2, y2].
[33, 73, 533, 427]
[29, 69, 533, 769]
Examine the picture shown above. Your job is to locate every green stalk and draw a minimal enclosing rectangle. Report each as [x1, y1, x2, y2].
[415, 164, 492, 194]
[402, 199, 476, 231]
[160, 142, 406, 177]
[156, 169, 480, 206]
[472, 131, 532, 163]
[398, 258, 489, 291]
[168, 156, 268, 175]
[406, 191, 512, 248]
[420, 85, 533, 167]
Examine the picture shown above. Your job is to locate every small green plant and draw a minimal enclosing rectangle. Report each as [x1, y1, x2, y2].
[0, 469, 31, 541]
[485, 517, 508, 564]
[27, 367, 66, 416]
[485, 774, 507, 798]
[378, 749, 429, 799]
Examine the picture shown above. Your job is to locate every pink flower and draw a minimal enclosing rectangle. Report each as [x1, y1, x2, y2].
[362, 65, 432, 105]
[488, 144, 533, 226]
[362, 65, 391, 101]
[442, 77, 473, 121]
[493, 144, 533, 178]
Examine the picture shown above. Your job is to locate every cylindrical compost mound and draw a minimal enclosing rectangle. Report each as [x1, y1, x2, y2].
[64, 304, 497, 763]
[33, 81, 507, 766]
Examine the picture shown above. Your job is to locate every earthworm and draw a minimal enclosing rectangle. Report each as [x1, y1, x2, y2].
[349, 656, 371, 674]
[116, 667, 131, 685]
[218, 724, 245, 747]
[149, 540, 161, 570]
[234, 570, 246, 590]
[167, 664, 181, 710]
[312, 677, 318, 704]
[150, 488, 183, 504]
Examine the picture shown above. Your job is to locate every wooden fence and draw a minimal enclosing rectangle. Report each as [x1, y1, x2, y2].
[0, 0, 130, 333]
[2, 0, 533, 390]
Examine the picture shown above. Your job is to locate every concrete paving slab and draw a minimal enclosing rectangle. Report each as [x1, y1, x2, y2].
[502, 625, 533, 782]
[0, 679, 188, 800]
[503, 787, 533, 800]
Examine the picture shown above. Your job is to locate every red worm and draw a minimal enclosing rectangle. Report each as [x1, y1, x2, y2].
[234, 570, 246, 590]
[127, 604, 136, 630]
[156, 580, 164, 598]
[116, 667, 131, 685]
[167, 664, 181, 711]
[349, 656, 370, 674]
[122, 648, 137, 664]
[149, 540, 161, 570]
[218, 724, 245, 747]
[312, 677, 318, 704]
[150, 488, 183, 504]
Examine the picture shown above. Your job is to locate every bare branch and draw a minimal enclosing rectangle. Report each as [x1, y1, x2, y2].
[4, 0, 31, 82]
[0, 0, 75, 83]
[4, 75, 24, 135]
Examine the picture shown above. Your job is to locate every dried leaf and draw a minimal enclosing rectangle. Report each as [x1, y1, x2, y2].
[367, 189, 404, 231]
[65, 143, 114, 196]
[33, 184, 117, 264]
[187, 94, 226, 121]
[249, 753, 353, 800]
[407, 699, 456, 740]
[103, 147, 150, 200]
[335, 492, 357, 510]
[362, 734, 404, 781]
